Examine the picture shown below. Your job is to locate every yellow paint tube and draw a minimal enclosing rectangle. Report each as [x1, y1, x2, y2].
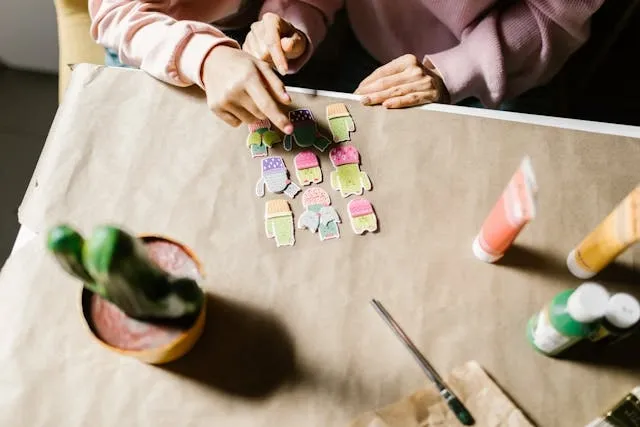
[567, 186, 640, 279]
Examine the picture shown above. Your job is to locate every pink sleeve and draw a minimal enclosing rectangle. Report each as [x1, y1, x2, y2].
[89, 0, 240, 89]
[260, 0, 344, 72]
[426, 0, 604, 107]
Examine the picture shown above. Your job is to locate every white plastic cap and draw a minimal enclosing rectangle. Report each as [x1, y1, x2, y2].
[472, 235, 502, 263]
[605, 293, 640, 329]
[566, 249, 596, 279]
[567, 282, 610, 322]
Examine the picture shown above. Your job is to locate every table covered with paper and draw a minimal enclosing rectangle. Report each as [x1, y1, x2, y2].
[2, 64, 640, 427]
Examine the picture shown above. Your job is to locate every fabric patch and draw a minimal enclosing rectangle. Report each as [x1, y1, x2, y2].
[348, 198, 378, 235]
[265, 199, 295, 247]
[294, 151, 322, 186]
[329, 145, 372, 198]
[283, 109, 331, 152]
[326, 103, 355, 143]
[297, 188, 340, 241]
[256, 156, 300, 199]
[247, 119, 281, 158]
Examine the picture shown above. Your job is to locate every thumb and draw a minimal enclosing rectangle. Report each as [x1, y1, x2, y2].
[281, 31, 307, 60]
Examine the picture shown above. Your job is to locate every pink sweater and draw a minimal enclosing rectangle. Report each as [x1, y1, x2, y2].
[90, 0, 604, 106]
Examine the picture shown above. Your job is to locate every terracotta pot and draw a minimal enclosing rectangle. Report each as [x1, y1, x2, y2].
[80, 235, 206, 364]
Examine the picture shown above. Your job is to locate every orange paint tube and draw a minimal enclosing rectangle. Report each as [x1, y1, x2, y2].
[473, 157, 538, 263]
[567, 186, 640, 279]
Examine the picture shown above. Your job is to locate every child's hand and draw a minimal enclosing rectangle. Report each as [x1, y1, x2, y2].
[354, 55, 450, 108]
[202, 46, 293, 134]
[242, 12, 308, 75]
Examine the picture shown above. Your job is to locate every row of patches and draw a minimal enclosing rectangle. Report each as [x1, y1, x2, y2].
[248, 103, 377, 247]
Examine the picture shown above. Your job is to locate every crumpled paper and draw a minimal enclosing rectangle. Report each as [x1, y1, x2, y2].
[351, 360, 533, 427]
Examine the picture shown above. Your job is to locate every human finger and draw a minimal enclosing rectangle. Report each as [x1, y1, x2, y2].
[382, 90, 439, 109]
[361, 78, 434, 106]
[227, 98, 263, 124]
[213, 107, 242, 127]
[281, 31, 307, 60]
[356, 67, 426, 97]
[355, 54, 419, 92]
[246, 78, 292, 134]
[256, 61, 291, 105]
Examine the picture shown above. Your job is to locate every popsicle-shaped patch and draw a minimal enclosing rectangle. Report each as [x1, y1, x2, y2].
[283, 109, 331, 152]
[247, 119, 281, 158]
[256, 156, 301, 199]
[348, 198, 377, 235]
[265, 199, 295, 247]
[326, 103, 355, 143]
[329, 145, 372, 198]
[294, 151, 322, 186]
[297, 188, 340, 241]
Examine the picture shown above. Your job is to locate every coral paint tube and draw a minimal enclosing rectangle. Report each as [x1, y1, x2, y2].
[473, 156, 538, 263]
[567, 185, 640, 279]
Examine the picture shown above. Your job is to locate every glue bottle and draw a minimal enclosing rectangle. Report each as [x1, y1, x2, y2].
[527, 282, 609, 356]
[589, 293, 640, 346]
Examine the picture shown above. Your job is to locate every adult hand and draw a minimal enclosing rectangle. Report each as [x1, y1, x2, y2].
[243, 12, 308, 75]
[202, 46, 293, 134]
[354, 54, 449, 108]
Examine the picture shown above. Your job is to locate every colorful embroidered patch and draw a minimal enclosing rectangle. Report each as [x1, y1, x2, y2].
[294, 151, 322, 186]
[256, 156, 301, 199]
[348, 198, 377, 235]
[265, 199, 295, 247]
[329, 145, 372, 198]
[326, 103, 355, 143]
[297, 188, 340, 241]
[247, 119, 281, 158]
[283, 109, 331, 152]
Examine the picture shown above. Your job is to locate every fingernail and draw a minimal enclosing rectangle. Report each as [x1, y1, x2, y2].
[284, 123, 294, 134]
[282, 93, 291, 103]
[361, 96, 371, 105]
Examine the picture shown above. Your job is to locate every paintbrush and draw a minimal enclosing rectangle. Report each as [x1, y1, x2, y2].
[371, 299, 475, 426]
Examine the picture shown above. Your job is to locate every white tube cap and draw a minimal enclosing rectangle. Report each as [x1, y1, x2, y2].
[472, 236, 502, 263]
[567, 282, 610, 322]
[566, 249, 596, 279]
[606, 293, 640, 329]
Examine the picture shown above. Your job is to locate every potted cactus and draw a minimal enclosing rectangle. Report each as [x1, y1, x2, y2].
[47, 224, 206, 364]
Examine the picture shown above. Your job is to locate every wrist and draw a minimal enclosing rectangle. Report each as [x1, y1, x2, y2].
[423, 58, 450, 103]
[200, 45, 238, 88]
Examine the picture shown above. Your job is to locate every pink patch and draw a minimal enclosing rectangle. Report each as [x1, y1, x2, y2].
[302, 188, 331, 208]
[348, 198, 374, 217]
[248, 118, 272, 133]
[294, 151, 319, 169]
[329, 145, 359, 166]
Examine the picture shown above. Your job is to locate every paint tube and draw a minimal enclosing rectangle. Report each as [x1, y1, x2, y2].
[473, 156, 538, 263]
[527, 283, 609, 356]
[567, 186, 640, 279]
[589, 293, 640, 346]
[585, 387, 640, 427]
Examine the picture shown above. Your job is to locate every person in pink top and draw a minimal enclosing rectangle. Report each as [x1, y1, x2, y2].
[90, 0, 300, 133]
[90, 0, 604, 129]
[245, 0, 605, 108]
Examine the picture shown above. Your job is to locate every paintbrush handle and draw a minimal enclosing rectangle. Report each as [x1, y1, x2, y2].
[441, 389, 475, 426]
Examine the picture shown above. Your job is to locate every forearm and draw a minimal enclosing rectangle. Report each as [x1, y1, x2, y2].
[89, 0, 239, 88]
[426, 0, 604, 107]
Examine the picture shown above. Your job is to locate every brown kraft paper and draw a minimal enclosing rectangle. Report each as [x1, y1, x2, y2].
[3, 64, 640, 426]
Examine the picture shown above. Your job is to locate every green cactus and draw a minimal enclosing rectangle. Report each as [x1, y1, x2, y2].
[47, 224, 203, 321]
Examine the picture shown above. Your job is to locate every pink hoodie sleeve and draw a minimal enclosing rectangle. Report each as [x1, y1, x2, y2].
[89, 0, 240, 89]
[260, 0, 344, 72]
[426, 0, 604, 107]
